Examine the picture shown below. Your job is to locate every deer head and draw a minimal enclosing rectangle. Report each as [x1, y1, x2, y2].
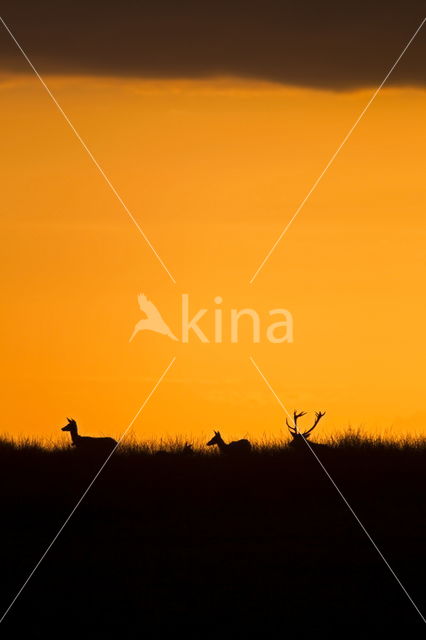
[62, 417, 77, 432]
[286, 410, 325, 443]
[206, 430, 221, 446]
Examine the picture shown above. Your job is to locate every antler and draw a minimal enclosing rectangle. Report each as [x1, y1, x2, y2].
[302, 411, 326, 437]
[286, 410, 307, 434]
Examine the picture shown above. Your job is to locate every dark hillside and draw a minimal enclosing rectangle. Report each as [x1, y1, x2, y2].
[0, 438, 425, 637]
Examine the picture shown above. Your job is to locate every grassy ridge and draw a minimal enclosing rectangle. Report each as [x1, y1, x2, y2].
[0, 433, 425, 637]
[2, 427, 426, 453]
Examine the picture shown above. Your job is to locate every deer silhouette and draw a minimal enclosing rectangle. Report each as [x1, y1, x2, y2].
[206, 430, 251, 455]
[286, 410, 326, 449]
[61, 418, 117, 451]
[182, 443, 194, 455]
[155, 442, 195, 457]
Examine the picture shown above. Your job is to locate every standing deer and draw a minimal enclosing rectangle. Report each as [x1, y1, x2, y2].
[286, 410, 326, 449]
[206, 430, 252, 455]
[61, 418, 117, 451]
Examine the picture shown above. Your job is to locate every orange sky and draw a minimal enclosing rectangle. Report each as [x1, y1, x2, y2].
[1, 75, 425, 444]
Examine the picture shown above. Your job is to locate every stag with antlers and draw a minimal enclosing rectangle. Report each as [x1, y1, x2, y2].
[286, 410, 326, 449]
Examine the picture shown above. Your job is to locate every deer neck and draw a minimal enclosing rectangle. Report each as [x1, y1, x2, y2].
[69, 427, 80, 446]
[216, 436, 228, 452]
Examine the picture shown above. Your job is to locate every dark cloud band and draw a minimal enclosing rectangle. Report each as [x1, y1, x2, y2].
[1, 1, 425, 89]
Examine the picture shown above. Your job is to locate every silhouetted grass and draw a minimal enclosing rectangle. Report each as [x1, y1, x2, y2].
[3, 428, 426, 455]
[0, 431, 425, 637]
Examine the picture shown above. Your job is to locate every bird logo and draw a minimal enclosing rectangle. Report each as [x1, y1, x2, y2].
[129, 294, 179, 342]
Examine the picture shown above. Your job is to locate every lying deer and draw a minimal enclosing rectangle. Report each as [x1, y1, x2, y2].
[207, 430, 252, 455]
[61, 418, 117, 451]
[155, 443, 195, 457]
[182, 443, 194, 455]
[286, 410, 326, 449]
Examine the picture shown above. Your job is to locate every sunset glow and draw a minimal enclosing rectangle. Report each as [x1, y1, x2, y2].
[1, 75, 425, 442]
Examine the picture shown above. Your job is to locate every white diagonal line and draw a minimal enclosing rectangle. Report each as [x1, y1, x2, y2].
[249, 16, 426, 284]
[249, 355, 426, 625]
[0, 356, 176, 625]
[0, 16, 176, 284]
